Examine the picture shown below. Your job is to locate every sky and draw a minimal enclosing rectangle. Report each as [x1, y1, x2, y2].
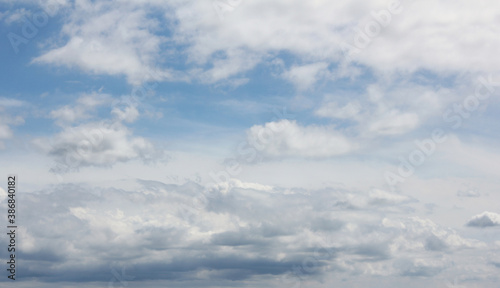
[0, 0, 500, 287]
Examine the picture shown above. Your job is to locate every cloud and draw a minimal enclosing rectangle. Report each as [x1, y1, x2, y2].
[395, 258, 445, 277]
[0, 123, 12, 141]
[1, 8, 28, 24]
[167, 0, 500, 79]
[111, 103, 139, 123]
[313, 81, 456, 139]
[50, 92, 112, 126]
[0, 180, 489, 286]
[31, 0, 500, 87]
[0, 98, 25, 148]
[368, 188, 413, 206]
[32, 0, 174, 85]
[35, 94, 161, 171]
[367, 110, 419, 136]
[467, 211, 500, 228]
[457, 189, 481, 198]
[0, 97, 26, 107]
[281, 62, 330, 91]
[35, 121, 159, 172]
[315, 101, 362, 120]
[246, 119, 355, 158]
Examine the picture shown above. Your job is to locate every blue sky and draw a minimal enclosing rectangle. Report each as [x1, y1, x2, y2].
[1, 0, 500, 287]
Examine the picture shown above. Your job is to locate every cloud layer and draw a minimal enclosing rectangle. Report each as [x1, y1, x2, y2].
[31, 0, 500, 85]
[0, 180, 497, 287]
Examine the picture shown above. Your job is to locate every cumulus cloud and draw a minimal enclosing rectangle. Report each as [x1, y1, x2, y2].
[35, 94, 161, 171]
[30, 0, 500, 86]
[32, 0, 175, 85]
[467, 212, 500, 228]
[0, 180, 491, 286]
[175, 0, 500, 75]
[35, 121, 159, 172]
[313, 81, 457, 139]
[50, 92, 112, 126]
[246, 119, 355, 158]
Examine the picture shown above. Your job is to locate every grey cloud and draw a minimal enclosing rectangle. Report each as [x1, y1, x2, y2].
[34, 93, 165, 172]
[466, 212, 500, 228]
[396, 259, 445, 277]
[0, 180, 489, 286]
[424, 234, 448, 251]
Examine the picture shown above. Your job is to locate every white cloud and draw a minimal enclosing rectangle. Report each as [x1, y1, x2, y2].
[9, 180, 494, 286]
[367, 110, 419, 136]
[0, 123, 12, 140]
[0, 99, 25, 148]
[313, 82, 454, 138]
[111, 103, 140, 123]
[281, 62, 329, 91]
[0, 97, 25, 107]
[33, 0, 173, 85]
[35, 121, 159, 172]
[315, 101, 362, 120]
[50, 105, 88, 124]
[175, 0, 500, 81]
[37, 93, 162, 171]
[50, 92, 111, 126]
[1, 8, 28, 25]
[31, 0, 500, 86]
[467, 211, 500, 227]
[246, 119, 355, 158]
[369, 188, 412, 205]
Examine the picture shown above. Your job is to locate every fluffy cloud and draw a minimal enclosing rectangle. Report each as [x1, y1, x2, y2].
[50, 92, 112, 125]
[31, 0, 500, 85]
[246, 119, 355, 158]
[313, 81, 459, 139]
[281, 62, 330, 91]
[35, 93, 161, 171]
[467, 212, 500, 228]
[315, 101, 362, 120]
[32, 0, 174, 85]
[35, 121, 159, 172]
[0, 180, 493, 287]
